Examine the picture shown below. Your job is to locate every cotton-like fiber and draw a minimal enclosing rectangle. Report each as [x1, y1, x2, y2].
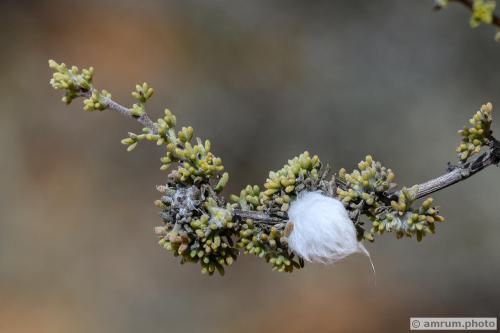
[287, 191, 371, 265]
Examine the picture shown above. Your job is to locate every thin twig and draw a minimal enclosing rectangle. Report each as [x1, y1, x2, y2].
[80, 90, 158, 134]
[232, 209, 285, 224]
[411, 143, 499, 199]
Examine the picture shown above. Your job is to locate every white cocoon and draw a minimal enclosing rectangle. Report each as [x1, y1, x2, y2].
[287, 191, 370, 265]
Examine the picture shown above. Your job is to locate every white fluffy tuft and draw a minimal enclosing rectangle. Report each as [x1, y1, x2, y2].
[287, 191, 371, 265]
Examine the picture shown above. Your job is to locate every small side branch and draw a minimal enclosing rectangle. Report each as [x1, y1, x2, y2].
[80, 90, 158, 134]
[411, 141, 500, 199]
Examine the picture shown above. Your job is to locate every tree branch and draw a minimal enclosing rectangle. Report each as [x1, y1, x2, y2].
[81, 94, 500, 225]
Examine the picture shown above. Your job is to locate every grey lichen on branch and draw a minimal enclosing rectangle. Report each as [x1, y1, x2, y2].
[49, 60, 500, 275]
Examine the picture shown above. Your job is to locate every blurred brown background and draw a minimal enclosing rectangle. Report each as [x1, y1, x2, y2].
[1, 0, 500, 332]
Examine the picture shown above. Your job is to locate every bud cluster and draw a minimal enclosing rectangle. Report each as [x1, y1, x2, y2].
[470, 0, 496, 28]
[229, 151, 325, 272]
[457, 102, 493, 161]
[337, 156, 444, 241]
[373, 189, 445, 241]
[155, 184, 238, 275]
[49, 60, 95, 105]
[236, 220, 301, 272]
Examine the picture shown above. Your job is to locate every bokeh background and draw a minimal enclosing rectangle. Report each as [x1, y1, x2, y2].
[1, 0, 500, 332]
